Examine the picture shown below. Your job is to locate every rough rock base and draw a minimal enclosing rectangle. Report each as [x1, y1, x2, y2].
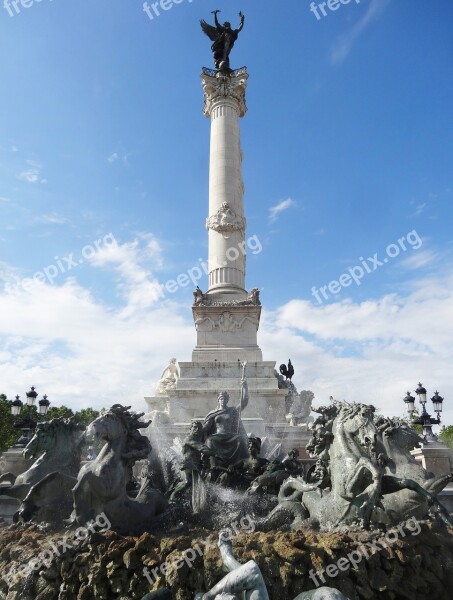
[0, 521, 452, 600]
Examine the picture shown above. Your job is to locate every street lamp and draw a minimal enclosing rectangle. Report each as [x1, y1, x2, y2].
[38, 394, 50, 417]
[403, 391, 416, 414]
[26, 386, 38, 407]
[9, 387, 39, 447]
[431, 391, 444, 416]
[10, 395, 23, 416]
[415, 383, 427, 405]
[404, 382, 443, 443]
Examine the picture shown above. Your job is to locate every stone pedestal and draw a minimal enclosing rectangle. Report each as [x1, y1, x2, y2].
[411, 442, 453, 513]
[192, 303, 262, 363]
[0, 448, 32, 477]
[265, 423, 313, 458]
[146, 360, 289, 438]
[0, 449, 30, 523]
[169, 361, 287, 423]
[410, 442, 453, 477]
[0, 496, 20, 523]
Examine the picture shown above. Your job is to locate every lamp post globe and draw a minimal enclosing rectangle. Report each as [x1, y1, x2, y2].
[10, 395, 23, 417]
[403, 391, 416, 415]
[38, 394, 51, 417]
[415, 382, 427, 405]
[431, 391, 444, 416]
[26, 386, 38, 407]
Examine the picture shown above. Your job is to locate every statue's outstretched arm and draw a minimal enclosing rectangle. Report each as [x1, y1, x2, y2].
[212, 9, 221, 29]
[237, 11, 245, 33]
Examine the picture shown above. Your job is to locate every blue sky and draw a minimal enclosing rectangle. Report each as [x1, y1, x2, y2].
[1, 0, 452, 426]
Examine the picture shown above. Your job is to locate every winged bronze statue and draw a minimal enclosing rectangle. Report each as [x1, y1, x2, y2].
[200, 10, 245, 71]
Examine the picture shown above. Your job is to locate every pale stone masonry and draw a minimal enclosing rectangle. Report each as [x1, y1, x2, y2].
[203, 68, 248, 297]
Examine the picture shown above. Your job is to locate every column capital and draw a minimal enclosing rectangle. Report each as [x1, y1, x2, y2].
[201, 67, 249, 118]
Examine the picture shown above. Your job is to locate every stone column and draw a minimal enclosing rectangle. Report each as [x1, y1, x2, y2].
[201, 68, 248, 299]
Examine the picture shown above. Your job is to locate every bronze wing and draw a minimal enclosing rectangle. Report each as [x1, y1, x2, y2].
[200, 20, 220, 42]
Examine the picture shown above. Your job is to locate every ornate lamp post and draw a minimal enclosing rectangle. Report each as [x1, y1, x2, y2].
[9, 395, 23, 417]
[8, 387, 50, 448]
[404, 383, 443, 443]
[38, 394, 51, 418]
[26, 386, 38, 407]
[403, 391, 416, 414]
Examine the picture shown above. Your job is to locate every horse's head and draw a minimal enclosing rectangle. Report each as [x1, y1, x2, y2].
[381, 418, 424, 452]
[336, 403, 378, 452]
[87, 405, 151, 464]
[23, 423, 55, 460]
[87, 411, 125, 443]
[24, 418, 85, 461]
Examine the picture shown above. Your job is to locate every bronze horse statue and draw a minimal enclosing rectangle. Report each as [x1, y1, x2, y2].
[70, 405, 168, 535]
[0, 417, 85, 502]
[257, 402, 453, 531]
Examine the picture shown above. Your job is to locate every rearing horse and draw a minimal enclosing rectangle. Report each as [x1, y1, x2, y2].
[0, 418, 85, 501]
[372, 417, 453, 526]
[260, 403, 384, 530]
[70, 405, 168, 534]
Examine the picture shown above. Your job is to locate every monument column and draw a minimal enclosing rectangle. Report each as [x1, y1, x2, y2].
[202, 68, 249, 299]
[191, 66, 262, 363]
[145, 13, 297, 435]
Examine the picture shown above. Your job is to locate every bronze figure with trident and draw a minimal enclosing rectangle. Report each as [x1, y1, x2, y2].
[202, 361, 250, 473]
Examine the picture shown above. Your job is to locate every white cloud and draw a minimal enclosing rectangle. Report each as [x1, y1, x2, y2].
[0, 276, 193, 412]
[401, 249, 438, 270]
[17, 160, 44, 184]
[269, 198, 297, 223]
[264, 273, 453, 425]
[107, 152, 119, 163]
[0, 197, 11, 203]
[107, 152, 130, 165]
[88, 234, 164, 316]
[1, 251, 452, 428]
[330, 0, 392, 65]
[18, 169, 40, 183]
[413, 203, 427, 217]
[38, 214, 69, 225]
